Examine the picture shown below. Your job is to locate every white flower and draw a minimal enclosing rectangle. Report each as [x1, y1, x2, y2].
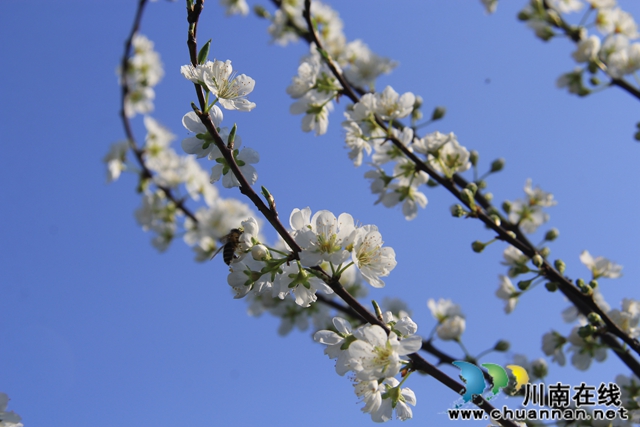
[416, 131, 470, 178]
[290, 89, 334, 136]
[349, 324, 421, 380]
[293, 210, 355, 267]
[103, 141, 129, 182]
[428, 298, 463, 322]
[548, 0, 584, 14]
[567, 327, 607, 370]
[572, 35, 601, 62]
[501, 245, 529, 277]
[481, 0, 498, 13]
[508, 179, 555, 233]
[579, 250, 623, 279]
[181, 108, 224, 159]
[374, 86, 415, 121]
[608, 299, 640, 338]
[314, 317, 355, 376]
[349, 225, 397, 288]
[219, 0, 249, 16]
[356, 377, 416, 422]
[496, 275, 520, 314]
[286, 50, 323, 99]
[274, 263, 333, 307]
[597, 8, 639, 39]
[182, 60, 256, 111]
[210, 146, 259, 188]
[340, 39, 397, 89]
[437, 315, 466, 341]
[0, 393, 23, 427]
[542, 331, 567, 366]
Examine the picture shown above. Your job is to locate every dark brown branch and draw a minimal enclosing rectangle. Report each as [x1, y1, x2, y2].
[119, 0, 198, 224]
[299, 0, 640, 376]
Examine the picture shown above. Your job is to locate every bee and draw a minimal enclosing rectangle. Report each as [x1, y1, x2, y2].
[212, 228, 243, 265]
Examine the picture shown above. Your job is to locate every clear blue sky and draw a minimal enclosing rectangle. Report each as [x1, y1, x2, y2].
[1, 1, 640, 426]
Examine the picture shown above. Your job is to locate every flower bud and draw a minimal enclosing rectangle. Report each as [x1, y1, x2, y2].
[472, 241, 486, 253]
[450, 204, 466, 217]
[554, 259, 565, 274]
[460, 188, 475, 207]
[431, 106, 446, 121]
[488, 214, 501, 226]
[532, 359, 548, 379]
[589, 76, 600, 86]
[538, 246, 550, 258]
[532, 254, 544, 268]
[251, 244, 269, 261]
[578, 324, 596, 338]
[577, 279, 593, 296]
[546, 10, 562, 27]
[494, 340, 510, 352]
[505, 231, 516, 240]
[517, 10, 531, 21]
[635, 131, 640, 142]
[427, 178, 439, 187]
[253, 5, 270, 18]
[466, 182, 478, 195]
[502, 201, 512, 214]
[477, 180, 487, 190]
[517, 279, 532, 291]
[469, 150, 479, 166]
[545, 282, 558, 292]
[490, 158, 505, 173]
[484, 192, 494, 202]
[544, 228, 559, 241]
[589, 280, 598, 289]
[587, 312, 603, 326]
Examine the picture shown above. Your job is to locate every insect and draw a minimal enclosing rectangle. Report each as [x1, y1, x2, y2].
[212, 228, 243, 265]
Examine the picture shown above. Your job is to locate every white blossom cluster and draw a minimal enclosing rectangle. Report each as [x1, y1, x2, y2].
[0, 393, 23, 427]
[427, 298, 467, 341]
[314, 314, 421, 422]
[118, 34, 164, 118]
[225, 208, 397, 307]
[506, 178, 556, 233]
[517, 0, 640, 95]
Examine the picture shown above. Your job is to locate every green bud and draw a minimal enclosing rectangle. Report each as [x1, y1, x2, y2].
[502, 201, 512, 214]
[431, 106, 446, 121]
[372, 300, 383, 321]
[411, 109, 423, 122]
[471, 241, 486, 253]
[538, 26, 555, 42]
[517, 279, 531, 291]
[636, 122, 640, 129]
[589, 76, 600, 86]
[450, 204, 466, 218]
[587, 61, 599, 74]
[494, 340, 510, 352]
[253, 5, 270, 18]
[414, 95, 423, 109]
[484, 192, 494, 202]
[578, 325, 596, 338]
[634, 131, 640, 141]
[490, 158, 505, 173]
[538, 247, 550, 258]
[545, 282, 558, 292]
[546, 10, 562, 27]
[505, 231, 516, 240]
[532, 360, 548, 379]
[427, 178, 439, 187]
[544, 228, 559, 241]
[261, 186, 276, 211]
[587, 312, 603, 326]
[589, 280, 598, 289]
[517, 10, 531, 21]
[466, 182, 478, 195]
[489, 214, 501, 226]
[532, 254, 544, 268]
[469, 150, 479, 166]
[554, 259, 565, 274]
[460, 188, 475, 207]
[577, 279, 593, 296]
[197, 39, 211, 65]
[227, 123, 237, 149]
[477, 180, 487, 190]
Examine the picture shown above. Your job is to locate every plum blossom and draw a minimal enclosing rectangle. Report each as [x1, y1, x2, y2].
[542, 331, 567, 366]
[579, 250, 623, 279]
[496, 275, 520, 314]
[349, 225, 397, 288]
[181, 60, 256, 111]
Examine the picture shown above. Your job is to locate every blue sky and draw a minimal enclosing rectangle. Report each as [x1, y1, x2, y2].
[1, 1, 640, 426]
